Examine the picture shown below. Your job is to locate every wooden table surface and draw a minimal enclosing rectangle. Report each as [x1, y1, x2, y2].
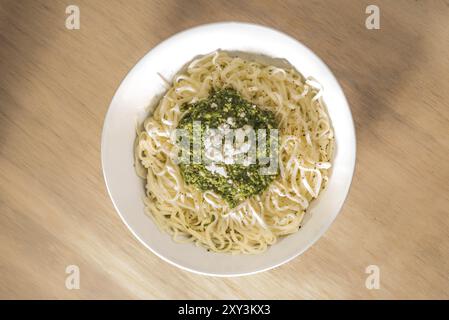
[1, 0, 448, 299]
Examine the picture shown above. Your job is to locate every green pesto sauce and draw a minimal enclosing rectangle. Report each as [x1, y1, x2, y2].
[177, 88, 278, 207]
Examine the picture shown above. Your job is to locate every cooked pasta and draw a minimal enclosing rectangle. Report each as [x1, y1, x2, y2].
[135, 51, 334, 254]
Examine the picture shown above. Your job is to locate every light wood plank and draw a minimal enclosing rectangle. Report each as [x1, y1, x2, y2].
[0, 0, 448, 299]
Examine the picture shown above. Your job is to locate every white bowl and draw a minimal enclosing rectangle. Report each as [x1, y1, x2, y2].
[101, 22, 356, 276]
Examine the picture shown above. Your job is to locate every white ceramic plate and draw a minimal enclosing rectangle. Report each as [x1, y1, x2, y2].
[101, 22, 356, 276]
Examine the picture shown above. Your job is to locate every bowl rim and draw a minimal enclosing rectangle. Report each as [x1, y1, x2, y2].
[101, 21, 356, 277]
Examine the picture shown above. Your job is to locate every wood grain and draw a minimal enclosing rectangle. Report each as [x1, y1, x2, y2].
[0, 0, 448, 299]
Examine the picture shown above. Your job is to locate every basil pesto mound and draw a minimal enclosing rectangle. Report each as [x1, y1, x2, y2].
[176, 88, 279, 207]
